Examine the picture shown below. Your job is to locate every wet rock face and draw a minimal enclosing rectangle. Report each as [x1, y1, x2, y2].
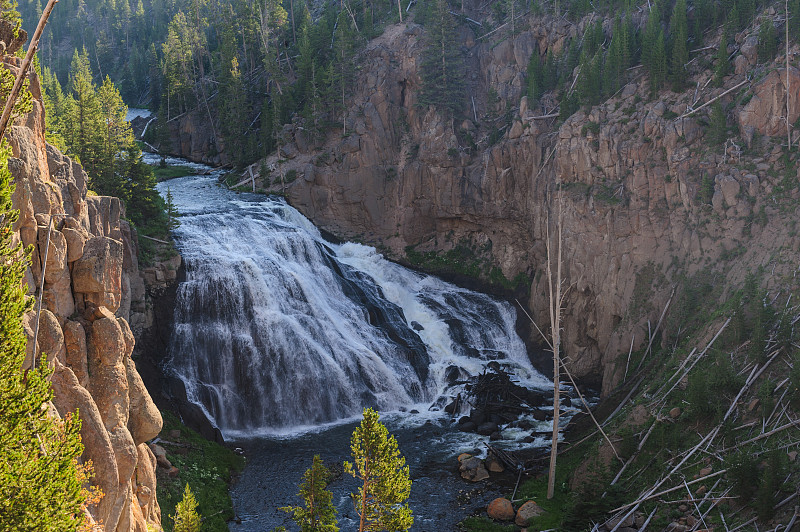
[8, 58, 163, 532]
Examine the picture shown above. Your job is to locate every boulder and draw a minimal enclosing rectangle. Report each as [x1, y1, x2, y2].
[459, 456, 490, 482]
[477, 421, 499, 436]
[487, 498, 515, 521]
[515, 500, 544, 526]
[62, 226, 87, 262]
[669, 407, 682, 419]
[72, 236, 123, 312]
[36, 309, 65, 366]
[148, 444, 172, 470]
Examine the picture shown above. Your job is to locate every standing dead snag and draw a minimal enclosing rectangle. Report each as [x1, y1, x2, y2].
[545, 177, 566, 500]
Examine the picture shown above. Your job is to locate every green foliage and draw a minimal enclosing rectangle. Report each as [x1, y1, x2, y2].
[165, 187, 181, 231]
[709, 101, 728, 145]
[789, 349, 800, 408]
[281, 455, 339, 532]
[44, 50, 169, 237]
[172, 484, 202, 532]
[669, 0, 688, 90]
[755, 450, 786, 522]
[757, 20, 778, 64]
[156, 412, 245, 532]
[418, 0, 465, 114]
[153, 165, 194, 181]
[344, 408, 412, 532]
[686, 351, 744, 421]
[726, 450, 759, 502]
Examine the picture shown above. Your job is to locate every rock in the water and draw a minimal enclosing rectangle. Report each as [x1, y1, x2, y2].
[477, 422, 499, 436]
[460, 456, 490, 482]
[459, 421, 477, 433]
[487, 497, 515, 521]
[515, 500, 544, 526]
[485, 456, 505, 473]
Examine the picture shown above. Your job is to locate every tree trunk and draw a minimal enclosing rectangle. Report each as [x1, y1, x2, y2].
[546, 181, 564, 500]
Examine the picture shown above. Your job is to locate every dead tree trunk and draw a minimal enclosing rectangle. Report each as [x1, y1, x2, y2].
[546, 179, 565, 500]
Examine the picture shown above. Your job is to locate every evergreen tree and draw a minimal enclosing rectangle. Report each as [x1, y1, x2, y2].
[758, 20, 778, 63]
[96, 75, 135, 196]
[64, 48, 102, 173]
[0, 50, 93, 528]
[527, 51, 545, 101]
[790, 0, 800, 41]
[641, 5, 661, 74]
[172, 484, 202, 532]
[344, 408, 413, 532]
[709, 100, 727, 144]
[165, 187, 180, 230]
[281, 455, 339, 532]
[418, 0, 465, 114]
[649, 29, 668, 94]
[669, 0, 688, 91]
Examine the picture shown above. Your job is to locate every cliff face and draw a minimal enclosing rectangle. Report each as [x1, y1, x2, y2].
[254, 15, 800, 394]
[7, 57, 163, 531]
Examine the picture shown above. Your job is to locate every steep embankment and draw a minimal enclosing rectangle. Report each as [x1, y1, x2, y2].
[7, 55, 164, 530]
[244, 10, 800, 395]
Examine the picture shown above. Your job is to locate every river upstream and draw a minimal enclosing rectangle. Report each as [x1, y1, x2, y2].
[151, 155, 571, 531]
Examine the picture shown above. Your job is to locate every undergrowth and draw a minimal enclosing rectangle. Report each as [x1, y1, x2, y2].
[156, 411, 245, 532]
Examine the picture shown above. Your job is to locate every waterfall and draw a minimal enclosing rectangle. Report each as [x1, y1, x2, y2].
[161, 174, 551, 438]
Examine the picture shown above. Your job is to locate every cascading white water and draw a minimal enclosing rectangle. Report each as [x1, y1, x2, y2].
[158, 169, 551, 439]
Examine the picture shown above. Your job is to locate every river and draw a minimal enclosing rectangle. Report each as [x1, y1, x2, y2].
[151, 155, 571, 531]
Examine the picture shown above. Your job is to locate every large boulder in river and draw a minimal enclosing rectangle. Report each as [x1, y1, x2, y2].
[458, 454, 489, 482]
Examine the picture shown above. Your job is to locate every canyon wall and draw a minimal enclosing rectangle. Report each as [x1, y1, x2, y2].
[255, 14, 800, 394]
[7, 55, 163, 531]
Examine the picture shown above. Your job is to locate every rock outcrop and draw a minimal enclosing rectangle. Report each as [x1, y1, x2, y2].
[252, 13, 800, 395]
[7, 55, 162, 531]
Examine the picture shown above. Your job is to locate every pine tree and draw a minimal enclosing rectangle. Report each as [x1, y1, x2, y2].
[714, 27, 730, 87]
[527, 51, 544, 101]
[641, 6, 661, 74]
[281, 455, 339, 532]
[669, 0, 688, 91]
[172, 484, 202, 532]
[709, 100, 727, 144]
[344, 408, 413, 532]
[418, 0, 465, 114]
[165, 187, 180, 231]
[650, 29, 667, 94]
[758, 20, 778, 63]
[96, 75, 135, 196]
[64, 49, 102, 174]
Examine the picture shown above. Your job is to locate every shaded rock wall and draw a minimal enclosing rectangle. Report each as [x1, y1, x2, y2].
[7, 56, 163, 531]
[254, 14, 800, 394]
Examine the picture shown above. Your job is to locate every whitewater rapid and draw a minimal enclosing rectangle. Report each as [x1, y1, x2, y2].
[156, 167, 552, 439]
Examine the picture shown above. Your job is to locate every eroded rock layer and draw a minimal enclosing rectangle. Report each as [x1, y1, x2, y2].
[7, 56, 162, 532]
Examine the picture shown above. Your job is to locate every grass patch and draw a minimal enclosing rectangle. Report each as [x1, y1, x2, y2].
[152, 165, 194, 181]
[156, 411, 245, 532]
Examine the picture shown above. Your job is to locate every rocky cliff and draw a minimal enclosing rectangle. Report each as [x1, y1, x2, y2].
[252, 9, 800, 394]
[7, 56, 163, 530]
